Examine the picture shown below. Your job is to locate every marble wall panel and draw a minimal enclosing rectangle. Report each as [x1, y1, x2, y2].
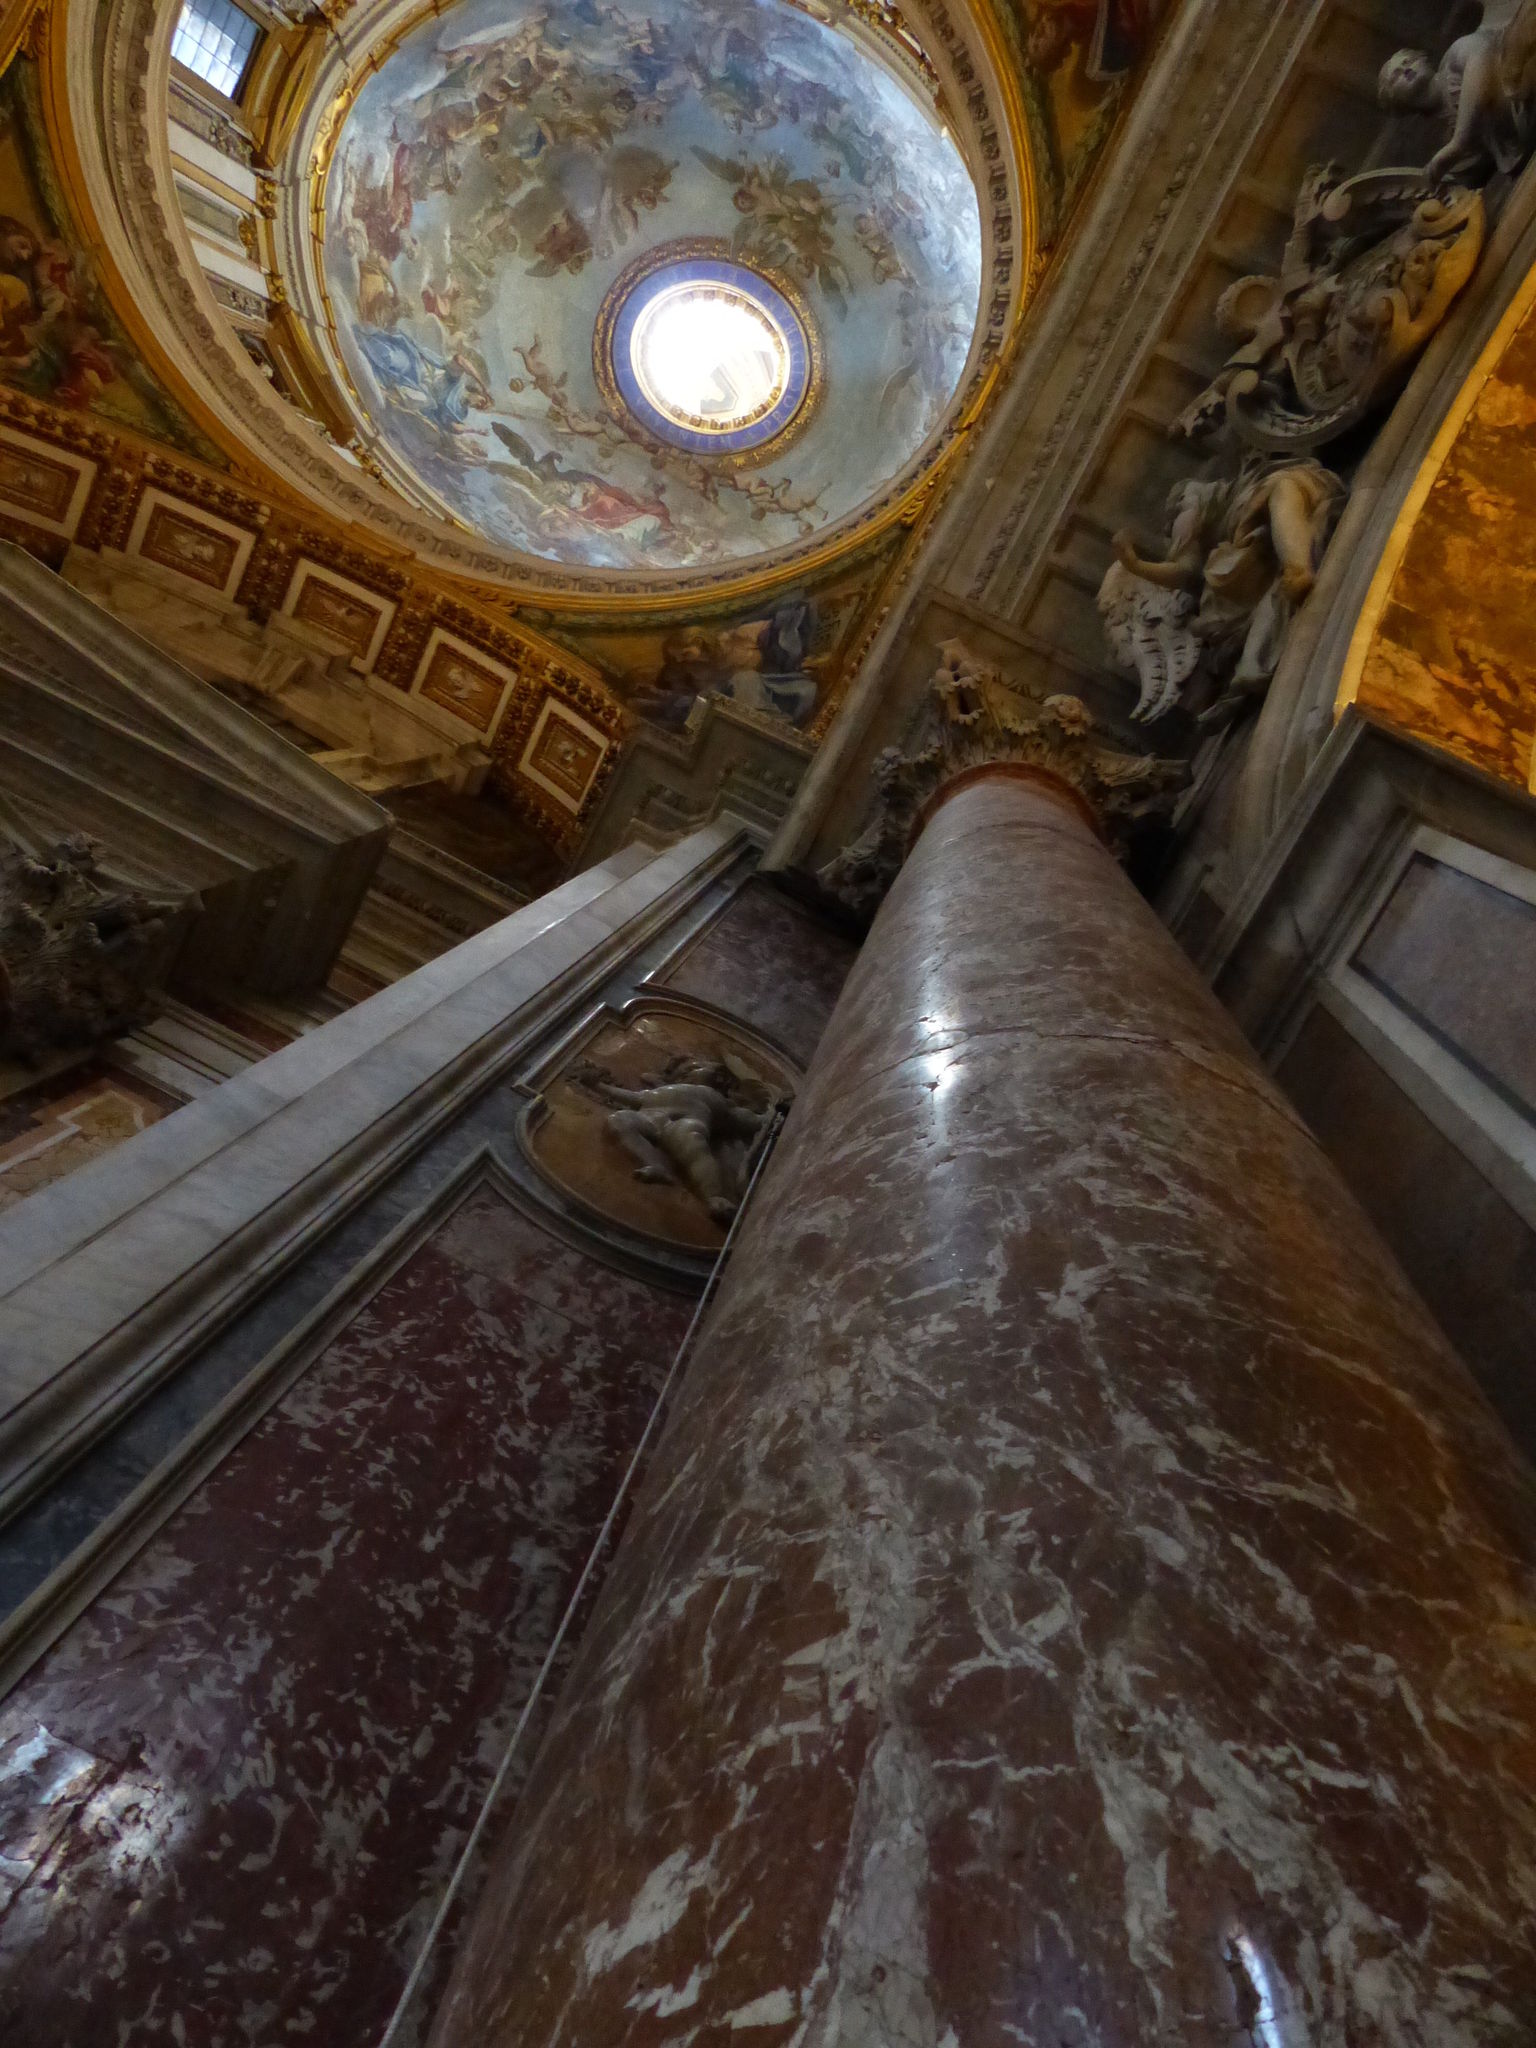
[661, 877, 858, 1069]
[0, 1182, 690, 2047]
[1278, 1004, 1536, 1466]
[1352, 850, 1536, 1117]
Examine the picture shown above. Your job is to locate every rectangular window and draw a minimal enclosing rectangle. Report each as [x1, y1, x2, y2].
[171, 0, 262, 99]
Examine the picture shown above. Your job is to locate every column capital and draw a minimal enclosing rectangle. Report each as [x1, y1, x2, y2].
[819, 638, 1184, 916]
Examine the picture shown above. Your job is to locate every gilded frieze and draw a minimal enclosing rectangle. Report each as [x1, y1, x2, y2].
[1344, 268, 1536, 794]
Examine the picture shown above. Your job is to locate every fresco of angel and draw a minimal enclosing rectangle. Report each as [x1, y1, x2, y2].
[625, 598, 824, 730]
[491, 421, 673, 546]
[693, 149, 850, 306]
[354, 326, 493, 446]
[0, 214, 117, 405]
[339, 148, 419, 265]
[323, 0, 983, 572]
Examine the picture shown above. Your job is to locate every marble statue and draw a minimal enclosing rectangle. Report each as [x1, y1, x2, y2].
[0, 835, 174, 1063]
[1177, 164, 1485, 450]
[575, 1054, 784, 1227]
[1096, 563, 1200, 723]
[1380, 1, 1536, 181]
[1105, 455, 1345, 730]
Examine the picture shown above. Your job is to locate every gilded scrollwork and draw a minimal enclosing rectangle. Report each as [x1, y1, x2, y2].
[1175, 167, 1486, 454]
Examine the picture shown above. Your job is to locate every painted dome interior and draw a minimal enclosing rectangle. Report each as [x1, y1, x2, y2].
[319, 0, 983, 573]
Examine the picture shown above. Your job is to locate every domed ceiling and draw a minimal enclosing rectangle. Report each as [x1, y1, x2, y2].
[321, 0, 982, 573]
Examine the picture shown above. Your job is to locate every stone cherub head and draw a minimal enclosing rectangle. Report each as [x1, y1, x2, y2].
[1378, 46, 1440, 116]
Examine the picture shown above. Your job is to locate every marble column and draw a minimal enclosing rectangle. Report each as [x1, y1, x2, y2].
[432, 766, 1536, 2045]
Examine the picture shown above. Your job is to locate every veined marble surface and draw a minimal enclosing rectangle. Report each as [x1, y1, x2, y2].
[0, 1185, 690, 2045]
[432, 777, 1536, 2046]
[661, 876, 858, 1071]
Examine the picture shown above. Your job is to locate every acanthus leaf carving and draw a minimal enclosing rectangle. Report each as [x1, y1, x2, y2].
[818, 638, 1183, 915]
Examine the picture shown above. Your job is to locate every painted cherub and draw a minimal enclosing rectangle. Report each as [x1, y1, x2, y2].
[1379, 0, 1536, 179]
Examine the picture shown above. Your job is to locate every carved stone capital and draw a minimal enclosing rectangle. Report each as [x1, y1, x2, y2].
[818, 639, 1184, 915]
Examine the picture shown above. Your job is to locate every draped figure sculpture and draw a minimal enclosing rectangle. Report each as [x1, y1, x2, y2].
[1380, 1, 1536, 181]
[1101, 455, 1345, 729]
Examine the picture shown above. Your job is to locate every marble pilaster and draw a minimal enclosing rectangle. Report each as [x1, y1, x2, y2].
[431, 761, 1536, 2044]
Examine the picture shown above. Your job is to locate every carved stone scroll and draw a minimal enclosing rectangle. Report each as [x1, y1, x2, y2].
[0, 836, 176, 1063]
[1177, 167, 1486, 452]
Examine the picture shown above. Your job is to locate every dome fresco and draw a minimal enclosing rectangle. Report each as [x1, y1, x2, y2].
[321, 0, 983, 571]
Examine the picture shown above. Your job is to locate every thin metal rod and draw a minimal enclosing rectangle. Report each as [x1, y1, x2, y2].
[375, 1110, 787, 2048]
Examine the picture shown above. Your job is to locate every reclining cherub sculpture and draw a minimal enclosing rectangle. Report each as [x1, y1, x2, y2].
[574, 1052, 785, 1228]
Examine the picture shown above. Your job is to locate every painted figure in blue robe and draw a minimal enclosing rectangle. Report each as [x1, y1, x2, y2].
[354, 325, 490, 440]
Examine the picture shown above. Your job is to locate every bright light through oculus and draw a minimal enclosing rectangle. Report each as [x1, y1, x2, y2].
[599, 249, 816, 458]
[630, 284, 789, 435]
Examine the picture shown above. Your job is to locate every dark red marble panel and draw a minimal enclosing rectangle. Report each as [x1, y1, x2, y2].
[435, 779, 1536, 2048]
[663, 878, 858, 1070]
[0, 1183, 690, 2047]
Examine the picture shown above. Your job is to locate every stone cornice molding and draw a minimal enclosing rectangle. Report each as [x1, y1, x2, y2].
[76, 0, 1032, 610]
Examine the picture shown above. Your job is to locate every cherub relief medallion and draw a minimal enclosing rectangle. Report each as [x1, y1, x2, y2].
[522, 998, 796, 1255]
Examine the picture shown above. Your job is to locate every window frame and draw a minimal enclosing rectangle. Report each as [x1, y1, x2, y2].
[169, 0, 264, 103]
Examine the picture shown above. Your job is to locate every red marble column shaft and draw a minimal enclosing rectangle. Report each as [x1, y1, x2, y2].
[434, 775, 1536, 2047]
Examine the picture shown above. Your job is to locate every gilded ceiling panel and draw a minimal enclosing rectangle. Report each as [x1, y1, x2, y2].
[1348, 270, 1536, 794]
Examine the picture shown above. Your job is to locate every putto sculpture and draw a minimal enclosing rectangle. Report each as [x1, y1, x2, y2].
[1176, 165, 1486, 452]
[0, 836, 174, 1064]
[573, 1052, 785, 1227]
[1380, 0, 1536, 181]
[819, 640, 1182, 915]
[1099, 454, 1346, 729]
[1096, 0, 1536, 738]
